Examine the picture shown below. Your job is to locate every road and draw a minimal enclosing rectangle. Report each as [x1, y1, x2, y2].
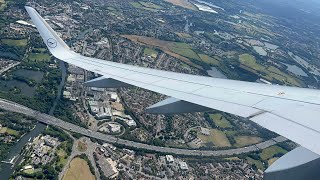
[0, 62, 21, 74]
[0, 98, 287, 157]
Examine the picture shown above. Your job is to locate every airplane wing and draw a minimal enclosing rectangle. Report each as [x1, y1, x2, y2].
[25, 6, 320, 156]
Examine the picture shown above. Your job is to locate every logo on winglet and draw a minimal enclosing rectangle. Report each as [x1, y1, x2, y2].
[47, 38, 57, 48]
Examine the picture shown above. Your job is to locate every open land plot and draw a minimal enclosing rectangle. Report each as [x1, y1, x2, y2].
[130, 2, 160, 12]
[260, 145, 287, 161]
[239, 54, 302, 86]
[198, 128, 231, 147]
[27, 53, 51, 62]
[198, 54, 220, 66]
[143, 48, 158, 59]
[77, 141, 88, 152]
[234, 136, 262, 147]
[0, 127, 19, 136]
[1, 39, 27, 47]
[268, 157, 279, 166]
[209, 113, 232, 128]
[0, 0, 6, 11]
[57, 149, 68, 167]
[121, 35, 202, 69]
[63, 157, 95, 180]
[139, 1, 162, 9]
[175, 32, 192, 38]
[164, 0, 197, 10]
[246, 157, 264, 170]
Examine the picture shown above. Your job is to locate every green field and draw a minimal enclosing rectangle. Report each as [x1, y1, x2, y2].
[246, 157, 264, 170]
[209, 113, 232, 128]
[130, 2, 160, 11]
[0, 127, 19, 136]
[57, 149, 68, 166]
[175, 32, 192, 38]
[143, 48, 158, 58]
[198, 128, 231, 147]
[139, 1, 162, 9]
[198, 54, 220, 65]
[234, 136, 262, 147]
[0, 0, 6, 11]
[1, 39, 27, 47]
[260, 145, 287, 160]
[169, 46, 201, 61]
[239, 53, 301, 86]
[28, 53, 51, 62]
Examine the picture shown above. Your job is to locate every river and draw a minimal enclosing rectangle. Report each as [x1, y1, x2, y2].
[0, 61, 67, 179]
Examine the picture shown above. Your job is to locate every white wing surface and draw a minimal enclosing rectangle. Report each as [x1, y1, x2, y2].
[25, 6, 320, 155]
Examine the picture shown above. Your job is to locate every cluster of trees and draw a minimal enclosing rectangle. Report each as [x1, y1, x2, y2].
[53, 99, 86, 128]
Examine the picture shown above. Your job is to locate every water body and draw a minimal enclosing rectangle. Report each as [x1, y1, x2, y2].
[0, 51, 19, 60]
[253, 46, 267, 56]
[207, 67, 227, 79]
[194, 3, 218, 13]
[0, 61, 67, 179]
[0, 70, 44, 97]
[264, 42, 278, 50]
[0, 80, 36, 97]
[195, 0, 224, 10]
[282, 63, 308, 77]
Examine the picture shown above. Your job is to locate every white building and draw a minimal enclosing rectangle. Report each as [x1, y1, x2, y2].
[166, 155, 174, 164]
[179, 161, 189, 171]
[200, 127, 210, 136]
[108, 123, 121, 133]
[126, 119, 137, 127]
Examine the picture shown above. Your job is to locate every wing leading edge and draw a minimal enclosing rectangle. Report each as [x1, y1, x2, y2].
[25, 6, 320, 155]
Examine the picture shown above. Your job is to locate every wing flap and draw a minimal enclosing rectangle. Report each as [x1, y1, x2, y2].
[251, 112, 320, 155]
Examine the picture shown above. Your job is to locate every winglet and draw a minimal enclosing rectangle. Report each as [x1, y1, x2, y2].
[25, 6, 74, 59]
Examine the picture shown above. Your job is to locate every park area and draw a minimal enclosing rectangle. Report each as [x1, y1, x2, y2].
[197, 128, 231, 147]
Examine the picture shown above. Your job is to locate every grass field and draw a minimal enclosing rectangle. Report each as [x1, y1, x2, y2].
[239, 53, 301, 86]
[164, 0, 197, 10]
[234, 136, 262, 147]
[57, 148, 68, 167]
[28, 53, 51, 62]
[130, 2, 162, 12]
[0, 127, 19, 136]
[198, 128, 231, 147]
[225, 157, 240, 161]
[139, 1, 162, 9]
[209, 113, 232, 128]
[268, 157, 279, 166]
[175, 32, 192, 38]
[246, 157, 264, 170]
[260, 145, 287, 160]
[198, 54, 220, 66]
[77, 141, 88, 152]
[1, 39, 27, 47]
[121, 35, 202, 69]
[0, 0, 6, 11]
[63, 157, 95, 180]
[169, 46, 201, 60]
[143, 48, 158, 59]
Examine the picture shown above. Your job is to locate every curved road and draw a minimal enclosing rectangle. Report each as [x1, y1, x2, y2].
[0, 98, 287, 157]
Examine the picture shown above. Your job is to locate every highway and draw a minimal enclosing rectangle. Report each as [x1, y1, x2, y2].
[0, 98, 287, 157]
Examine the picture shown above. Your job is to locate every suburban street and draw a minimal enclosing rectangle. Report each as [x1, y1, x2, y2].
[0, 98, 287, 157]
